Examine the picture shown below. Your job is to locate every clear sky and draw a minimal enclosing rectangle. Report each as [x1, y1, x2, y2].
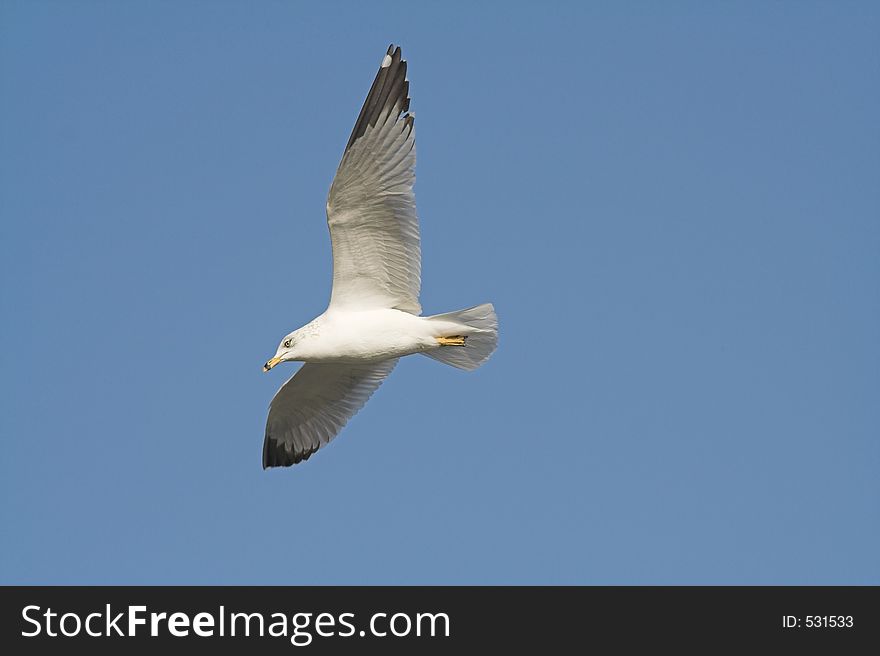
[2, 1, 878, 584]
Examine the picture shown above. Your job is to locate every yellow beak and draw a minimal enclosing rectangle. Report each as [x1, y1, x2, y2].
[263, 357, 283, 372]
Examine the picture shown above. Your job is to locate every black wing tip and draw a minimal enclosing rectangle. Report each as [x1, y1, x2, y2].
[344, 43, 412, 152]
[262, 435, 316, 469]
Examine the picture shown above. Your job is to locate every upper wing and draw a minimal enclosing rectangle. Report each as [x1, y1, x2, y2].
[325, 45, 421, 315]
[262, 359, 398, 468]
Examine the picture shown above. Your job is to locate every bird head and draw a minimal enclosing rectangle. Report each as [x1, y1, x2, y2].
[263, 332, 301, 372]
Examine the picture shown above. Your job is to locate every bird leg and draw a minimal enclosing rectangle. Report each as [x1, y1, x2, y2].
[436, 335, 467, 347]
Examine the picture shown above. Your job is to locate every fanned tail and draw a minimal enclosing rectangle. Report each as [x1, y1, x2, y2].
[422, 303, 498, 371]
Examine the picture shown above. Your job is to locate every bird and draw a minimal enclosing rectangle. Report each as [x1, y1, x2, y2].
[261, 44, 498, 469]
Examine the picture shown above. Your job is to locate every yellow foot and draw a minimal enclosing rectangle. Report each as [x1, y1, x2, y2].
[436, 335, 467, 347]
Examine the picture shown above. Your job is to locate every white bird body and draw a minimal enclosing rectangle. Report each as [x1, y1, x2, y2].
[280, 308, 442, 364]
[261, 45, 497, 468]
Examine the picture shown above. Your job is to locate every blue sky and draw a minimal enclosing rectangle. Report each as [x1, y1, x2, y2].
[2, 1, 878, 584]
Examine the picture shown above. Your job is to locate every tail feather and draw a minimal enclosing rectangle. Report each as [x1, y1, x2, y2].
[422, 303, 498, 371]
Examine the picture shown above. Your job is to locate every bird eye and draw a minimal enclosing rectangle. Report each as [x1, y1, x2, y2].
[283, 339, 291, 348]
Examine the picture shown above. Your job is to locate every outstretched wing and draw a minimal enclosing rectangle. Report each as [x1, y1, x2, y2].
[325, 44, 421, 315]
[262, 359, 398, 468]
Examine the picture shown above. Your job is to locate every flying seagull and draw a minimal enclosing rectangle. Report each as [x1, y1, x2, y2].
[261, 45, 497, 469]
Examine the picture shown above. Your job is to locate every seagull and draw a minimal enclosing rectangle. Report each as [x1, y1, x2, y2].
[261, 45, 498, 468]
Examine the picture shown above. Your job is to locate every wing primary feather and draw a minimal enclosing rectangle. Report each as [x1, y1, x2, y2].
[344, 45, 409, 153]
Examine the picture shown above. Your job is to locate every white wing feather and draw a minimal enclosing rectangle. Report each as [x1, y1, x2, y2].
[325, 46, 420, 314]
[263, 359, 398, 468]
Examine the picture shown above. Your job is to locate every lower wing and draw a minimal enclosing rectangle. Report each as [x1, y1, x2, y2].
[263, 359, 398, 468]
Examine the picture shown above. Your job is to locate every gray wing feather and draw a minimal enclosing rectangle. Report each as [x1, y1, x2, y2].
[326, 45, 420, 314]
[262, 359, 398, 468]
